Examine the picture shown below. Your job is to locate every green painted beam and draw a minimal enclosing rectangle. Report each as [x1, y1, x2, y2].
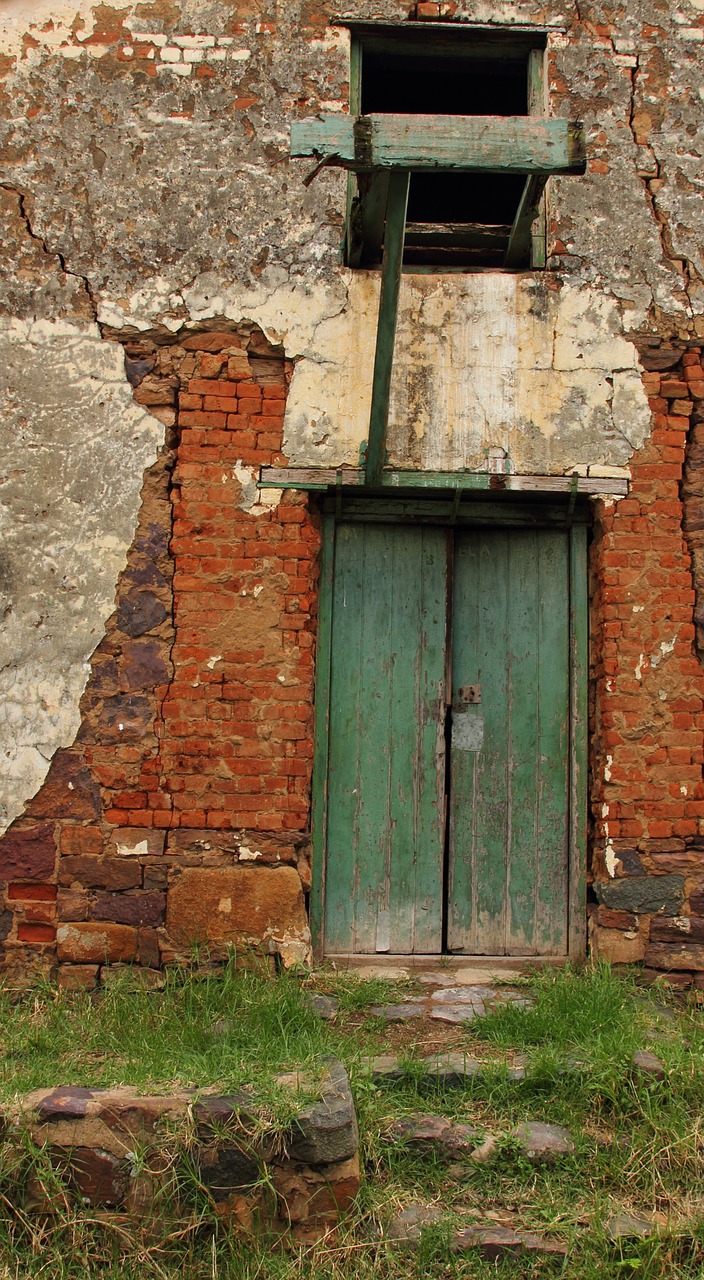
[291, 114, 586, 175]
[258, 466, 629, 496]
[365, 170, 410, 487]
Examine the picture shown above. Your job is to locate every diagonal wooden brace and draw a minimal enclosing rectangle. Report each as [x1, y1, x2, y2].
[365, 171, 410, 488]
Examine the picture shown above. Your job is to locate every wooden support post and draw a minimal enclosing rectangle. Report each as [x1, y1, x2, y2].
[365, 170, 410, 487]
[504, 173, 548, 267]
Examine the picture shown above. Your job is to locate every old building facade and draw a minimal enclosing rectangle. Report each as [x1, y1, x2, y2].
[2, 0, 704, 987]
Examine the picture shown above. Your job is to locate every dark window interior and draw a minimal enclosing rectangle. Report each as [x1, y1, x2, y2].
[349, 28, 546, 269]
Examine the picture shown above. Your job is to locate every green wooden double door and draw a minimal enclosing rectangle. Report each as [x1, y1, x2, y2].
[318, 517, 586, 957]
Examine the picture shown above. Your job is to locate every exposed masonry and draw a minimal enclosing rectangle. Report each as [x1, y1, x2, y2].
[589, 344, 704, 980]
[0, 325, 318, 986]
[3, 0, 704, 982]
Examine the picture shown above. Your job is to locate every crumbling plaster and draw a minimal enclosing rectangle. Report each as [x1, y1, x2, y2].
[1, 0, 704, 824]
[0, 321, 163, 834]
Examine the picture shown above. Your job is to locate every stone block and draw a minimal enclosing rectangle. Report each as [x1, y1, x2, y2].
[60, 826, 103, 856]
[165, 865, 309, 958]
[137, 927, 161, 968]
[197, 1143, 262, 1199]
[57, 889, 91, 921]
[594, 875, 684, 916]
[58, 964, 100, 991]
[390, 1114, 480, 1158]
[59, 856, 142, 891]
[25, 753, 101, 821]
[632, 1050, 666, 1080]
[650, 915, 704, 943]
[93, 695, 154, 744]
[274, 1154, 360, 1224]
[0, 824, 56, 882]
[645, 941, 704, 971]
[590, 924, 646, 964]
[117, 590, 167, 637]
[288, 1059, 358, 1165]
[106, 828, 165, 859]
[56, 922, 138, 964]
[643, 968, 692, 988]
[67, 1147, 128, 1206]
[92, 891, 166, 927]
[453, 1224, 568, 1259]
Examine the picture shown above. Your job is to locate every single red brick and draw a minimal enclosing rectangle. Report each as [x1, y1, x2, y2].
[17, 923, 56, 944]
[8, 884, 58, 901]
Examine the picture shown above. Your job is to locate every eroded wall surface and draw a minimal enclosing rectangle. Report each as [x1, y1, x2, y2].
[1, 0, 704, 978]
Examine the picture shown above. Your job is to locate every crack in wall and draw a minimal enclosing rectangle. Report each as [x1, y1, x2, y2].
[625, 57, 704, 327]
[0, 182, 98, 324]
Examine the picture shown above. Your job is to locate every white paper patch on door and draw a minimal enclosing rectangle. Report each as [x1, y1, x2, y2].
[376, 910, 391, 952]
[452, 707, 484, 752]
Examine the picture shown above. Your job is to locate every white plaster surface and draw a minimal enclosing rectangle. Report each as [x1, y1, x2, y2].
[0, 319, 163, 834]
[173, 271, 648, 475]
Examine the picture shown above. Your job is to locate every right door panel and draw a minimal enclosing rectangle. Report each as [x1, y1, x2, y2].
[448, 528, 570, 956]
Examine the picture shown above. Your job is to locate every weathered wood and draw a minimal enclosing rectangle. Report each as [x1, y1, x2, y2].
[324, 523, 447, 954]
[259, 466, 630, 496]
[527, 47, 547, 267]
[365, 170, 409, 486]
[340, 24, 548, 64]
[568, 524, 588, 959]
[504, 174, 548, 267]
[405, 221, 512, 249]
[357, 172, 390, 264]
[310, 514, 335, 960]
[322, 498, 590, 527]
[447, 529, 570, 956]
[291, 114, 586, 175]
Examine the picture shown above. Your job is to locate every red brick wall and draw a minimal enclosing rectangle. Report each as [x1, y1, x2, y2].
[0, 328, 319, 988]
[589, 346, 704, 982]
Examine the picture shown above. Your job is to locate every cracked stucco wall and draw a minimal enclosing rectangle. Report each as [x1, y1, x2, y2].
[1, 0, 704, 824]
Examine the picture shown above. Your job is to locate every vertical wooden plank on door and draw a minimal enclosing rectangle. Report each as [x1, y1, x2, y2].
[387, 526, 447, 952]
[324, 523, 446, 954]
[354, 524, 396, 951]
[505, 530, 541, 953]
[448, 531, 511, 953]
[533, 532, 570, 954]
[568, 523, 588, 958]
[310, 513, 335, 959]
[448, 528, 570, 955]
[324, 524, 365, 953]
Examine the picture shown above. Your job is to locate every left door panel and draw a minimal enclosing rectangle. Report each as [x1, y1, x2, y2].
[324, 522, 447, 954]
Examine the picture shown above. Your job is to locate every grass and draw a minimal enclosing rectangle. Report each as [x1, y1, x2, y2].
[0, 959, 338, 1116]
[0, 962, 702, 1278]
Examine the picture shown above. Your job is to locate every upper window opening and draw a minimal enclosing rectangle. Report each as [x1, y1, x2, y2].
[347, 26, 548, 271]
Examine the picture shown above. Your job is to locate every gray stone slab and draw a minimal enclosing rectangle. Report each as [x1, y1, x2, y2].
[606, 1212, 658, 1240]
[632, 1049, 666, 1080]
[513, 1121, 575, 1162]
[431, 985, 496, 1003]
[306, 993, 340, 1020]
[370, 1003, 424, 1021]
[430, 1003, 483, 1023]
[424, 1052, 484, 1087]
[386, 1204, 445, 1241]
[454, 1223, 568, 1259]
[391, 1113, 481, 1157]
